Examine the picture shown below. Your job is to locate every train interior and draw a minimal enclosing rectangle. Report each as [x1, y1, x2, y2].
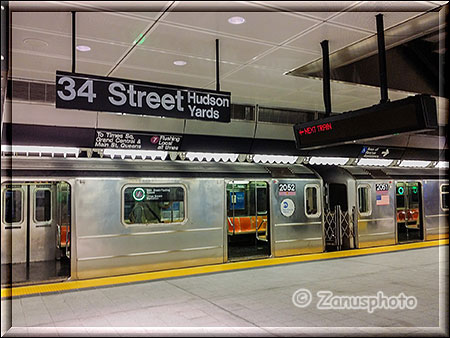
[396, 182, 424, 243]
[1, 181, 71, 286]
[226, 181, 270, 261]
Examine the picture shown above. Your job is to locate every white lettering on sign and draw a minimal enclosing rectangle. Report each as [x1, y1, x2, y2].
[107, 84, 184, 111]
[375, 183, 389, 191]
[56, 72, 231, 122]
[279, 183, 296, 196]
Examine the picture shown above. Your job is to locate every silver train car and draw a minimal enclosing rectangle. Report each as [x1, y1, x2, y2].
[1, 156, 448, 284]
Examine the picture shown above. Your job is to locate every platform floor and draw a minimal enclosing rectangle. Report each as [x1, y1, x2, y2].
[1, 245, 448, 337]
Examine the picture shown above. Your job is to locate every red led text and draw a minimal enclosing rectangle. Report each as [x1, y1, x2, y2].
[298, 122, 333, 136]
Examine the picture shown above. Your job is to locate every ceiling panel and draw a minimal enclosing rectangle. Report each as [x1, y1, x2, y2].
[76, 12, 152, 45]
[287, 22, 372, 54]
[112, 66, 213, 89]
[12, 12, 71, 35]
[74, 39, 130, 65]
[250, 1, 359, 20]
[220, 80, 291, 99]
[162, 11, 320, 44]
[75, 61, 115, 77]
[169, 1, 258, 11]
[121, 11, 167, 20]
[121, 48, 241, 80]
[76, 1, 171, 12]
[329, 10, 425, 33]
[330, 82, 381, 97]
[250, 47, 320, 72]
[353, 1, 437, 12]
[12, 28, 70, 59]
[12, 52, 71, 77]
[223, 66, 324, 90]
[12, 28, 129, 72]
[141, 23, 273, 64]
[278, 89, 323, 103]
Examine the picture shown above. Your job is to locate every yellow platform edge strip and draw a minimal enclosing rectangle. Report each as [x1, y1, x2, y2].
[2, 238, 448, 298]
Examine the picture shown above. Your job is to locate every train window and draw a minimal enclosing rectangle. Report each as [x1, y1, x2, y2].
[35, 189, 52, 223]
[305, 185, 320, 217]
[3, 189, 23, 224]
[57, 182, 71, 226]
[123, 186, 185, 225]
[357, 185, 371, 216]
[441, 184, 449, 210]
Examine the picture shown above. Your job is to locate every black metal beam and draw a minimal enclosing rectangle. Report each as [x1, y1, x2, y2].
[72, 11, 76, 73]
[216, 39, 220, 92]
[320, 40, 332, 117]
[376, 14, 389, 104]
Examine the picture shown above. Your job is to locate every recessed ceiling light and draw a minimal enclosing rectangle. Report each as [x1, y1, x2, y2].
[1, 55, 4, 61]
[173, 60, 187, 66]
[76, 45, 91, 52]
[228, 16, 245, 25]
[23, 38, 48, 48]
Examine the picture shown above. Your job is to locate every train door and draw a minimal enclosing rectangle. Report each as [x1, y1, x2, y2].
[1, 181, 71, 285]
[396, 182, 423, 242]
[226, 181, 270, 261]
[324, 183, 354, 251]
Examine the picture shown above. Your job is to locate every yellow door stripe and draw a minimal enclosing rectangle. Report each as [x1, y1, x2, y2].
[2, 239, 448, 298]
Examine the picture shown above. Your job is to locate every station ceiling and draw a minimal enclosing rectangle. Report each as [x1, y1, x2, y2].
[8, 1, 447, 118]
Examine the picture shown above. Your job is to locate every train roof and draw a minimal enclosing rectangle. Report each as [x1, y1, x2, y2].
[342, 166, 446, 180]
[1, 156, 320, 179]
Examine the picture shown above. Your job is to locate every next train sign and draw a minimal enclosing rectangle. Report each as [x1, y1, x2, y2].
[55, 71, 231, 122]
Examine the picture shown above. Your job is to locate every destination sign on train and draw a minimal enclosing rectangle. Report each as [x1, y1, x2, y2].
[55, 71, 231, 122]
[293, 94, 437, 149]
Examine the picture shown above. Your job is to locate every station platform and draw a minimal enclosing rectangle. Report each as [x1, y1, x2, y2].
[1, 241, 448, 337]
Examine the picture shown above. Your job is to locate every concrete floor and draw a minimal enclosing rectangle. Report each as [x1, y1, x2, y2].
[1, 245, 448, 337]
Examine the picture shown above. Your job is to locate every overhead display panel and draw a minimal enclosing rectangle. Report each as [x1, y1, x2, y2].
[55, 71, 231, 123]
[293, 94, 437, 149]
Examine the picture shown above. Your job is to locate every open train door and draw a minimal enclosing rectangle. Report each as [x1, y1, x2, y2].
[1, 181, 71, 286]
[396, 182, 424, 242]
[226, 181, 270, 261]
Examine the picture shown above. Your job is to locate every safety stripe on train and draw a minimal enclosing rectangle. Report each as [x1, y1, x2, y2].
[2, 239, 448, 298]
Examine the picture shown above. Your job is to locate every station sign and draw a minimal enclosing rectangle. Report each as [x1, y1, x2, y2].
[56, 71, 231, 123]
[360, 146, 390, 159]
[94, 129, 182, 151]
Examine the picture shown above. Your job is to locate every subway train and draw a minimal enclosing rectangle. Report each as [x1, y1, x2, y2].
[1, 155, 448, 285]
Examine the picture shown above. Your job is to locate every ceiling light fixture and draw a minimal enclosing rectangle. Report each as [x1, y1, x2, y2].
[76, 45, 91, 52]
[228, 16, 245, 25]
[23, 38, 48, 48]
[173, 60, 187, 66]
